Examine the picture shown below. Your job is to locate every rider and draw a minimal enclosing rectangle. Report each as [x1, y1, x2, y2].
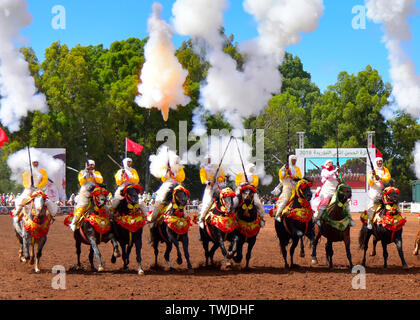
[197, 155, 226, 228]
[110, 157, 140, 210]
[274, 155, 302, 222]
[69, 159, 104, 231]
[148, 155, 185, 228]
[13, 156, 58, 223]
[365, 157, 391, 229]
[234, 163, 265, 227]
[312, 160, 340, 226]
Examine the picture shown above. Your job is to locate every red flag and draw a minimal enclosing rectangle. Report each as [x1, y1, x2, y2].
[126, 137, 143, 155]
[372, 144, 383, 158]
[0, 128, 9, 147]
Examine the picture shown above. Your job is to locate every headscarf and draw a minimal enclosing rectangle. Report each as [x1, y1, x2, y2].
[123, 157, 132, 170]
[375, 157, 383, 170]
[321, 160, 334, 171]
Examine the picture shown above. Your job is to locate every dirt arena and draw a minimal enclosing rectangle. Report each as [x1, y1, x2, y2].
[0, 213, 419, 300]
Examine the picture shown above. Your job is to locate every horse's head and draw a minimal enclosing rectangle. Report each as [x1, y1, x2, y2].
[172, 185, 190, 209]
[295, 178, 313, 203]
[336, 182, 352, 204]
[90, 185, 109, 209]
[382, 186, 400, 205]
[217, 187, 236, 214]
[26, 190, 48, 218]
[123, 184, 143, 206]
[239, 184, 257, 205]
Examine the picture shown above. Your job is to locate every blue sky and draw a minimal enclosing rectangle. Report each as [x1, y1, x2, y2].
[21, 0, 420, 92]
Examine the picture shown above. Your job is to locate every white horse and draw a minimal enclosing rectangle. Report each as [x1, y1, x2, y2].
[13, 190, 55, 273]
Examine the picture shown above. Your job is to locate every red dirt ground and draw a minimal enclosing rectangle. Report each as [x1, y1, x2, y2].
[0, 213, 419, 300]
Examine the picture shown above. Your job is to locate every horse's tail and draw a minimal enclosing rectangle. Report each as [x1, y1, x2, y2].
[358, 225, 367, 250]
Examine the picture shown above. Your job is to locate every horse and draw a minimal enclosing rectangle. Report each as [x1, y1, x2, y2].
[311, 181, 354, 269]
[199, 186, 239, 268]
[231, 183, 263, 268]
[275, 178, 314, 269]
[359, 186, 408, 269]
[112, 184, 147, 275]
[413, 227, 420, 256]
[12, 190, 53, 273]
[149, 184, 193, 273]
[65, 184, 121, 272]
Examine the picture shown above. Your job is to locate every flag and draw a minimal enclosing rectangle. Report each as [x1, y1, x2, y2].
[0, 128, 9, 147]
[126, 137, 143, 155]
[372, 144, 383, 158]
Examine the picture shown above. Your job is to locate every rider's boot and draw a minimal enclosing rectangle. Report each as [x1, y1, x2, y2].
[69, 207, 87, 232]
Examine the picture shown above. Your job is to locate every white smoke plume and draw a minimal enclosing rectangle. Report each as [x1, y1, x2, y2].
[366, 0, 420, 118]
[413, 141, 420, 179]
[135, 2, 190, 122]
[0, 0, 48, 132]
[7, 147, 65, 188]
[181, 135, 272, 186]
[149, 145, 183, 179]
[172, 0, 324, 133]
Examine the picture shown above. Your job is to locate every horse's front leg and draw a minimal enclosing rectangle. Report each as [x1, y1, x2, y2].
[289, 236, 300, 268]
[216, 233, 231, 267]
[76, 238, 82, 269]
[299, 236, 305, 258]
[371, 236, 378, 256]
[135, 231, 144, 275]
[110, 233, 121, 260]
[344, 230, 353, 270]
[245, 237, 257, 269]
[395, 235, 409, 270]
[35, 237, 47, 273]
[88, 238, 104, 272]
[181, 235, 193, 273]
[311, 225, 321, 265]
[325, 240, 334, 269]
[227, 233, 239, 260]
[164, 241, 174, 270]
[361, 227, 371, 267]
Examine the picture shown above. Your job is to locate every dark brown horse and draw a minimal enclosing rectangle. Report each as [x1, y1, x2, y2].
[199, 186, 239, 268]
[112, 184, 147, 275]
[359, 186, 408, 269]
[311, 182, 353, 269]
[65, 184, 121, 272]
[150, 184, 193, 273]
[275, 178, 314, 269]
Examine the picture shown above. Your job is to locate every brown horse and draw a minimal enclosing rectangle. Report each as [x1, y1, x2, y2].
[414, 227, 420, 256]
[359, 186, 408, 269]
[275, 178, 314, 269]
[199, 186, 239, 267]
[311, 182, 353, 269]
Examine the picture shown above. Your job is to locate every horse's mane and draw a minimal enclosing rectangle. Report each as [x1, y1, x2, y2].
[162, 181, 179, 204]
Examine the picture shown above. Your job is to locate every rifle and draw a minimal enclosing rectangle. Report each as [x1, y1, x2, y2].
[365, 146, 377, 180]
[210, 136, 233, 186]
[27, 146, 34, 189]
[234, 137, 249, 184]
[309, 159, 321, 171]
[336, 127, 343, 183]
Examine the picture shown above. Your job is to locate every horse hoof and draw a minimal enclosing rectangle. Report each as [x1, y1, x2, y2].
[413, 250, 418, 256]
[370, 252, 376, 257]
[311, 258, 318, 265]
[34, 268, 40, 274]
[403, 264, 409, 270]
[177, 258, 182, 265]
[98, 266, 104, 272]
[114, 251, 121, 258]
[138, 269, 145, 275]
[188, 268, 194, 274]
[300, 253, 305, 258]
[20, 257, 26, 263]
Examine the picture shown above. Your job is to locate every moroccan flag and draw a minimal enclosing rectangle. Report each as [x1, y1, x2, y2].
[372, 144, 383, 158]
[0, 128, 9, 147]
[126, 137, 143, 155]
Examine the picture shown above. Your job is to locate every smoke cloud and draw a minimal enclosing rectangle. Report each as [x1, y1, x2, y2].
[7, 147, 65, 188]
[366, 0, 420, 118]
[172, 0, 324, 133]
[0, 0, 48, 132]
[149, 145, 183, 179]
[135, 2, 190, 122]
